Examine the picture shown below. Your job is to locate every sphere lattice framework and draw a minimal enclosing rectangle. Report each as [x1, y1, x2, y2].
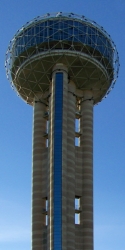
[5, 12, 119, 105]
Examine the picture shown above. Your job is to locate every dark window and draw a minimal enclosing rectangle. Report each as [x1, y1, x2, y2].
[53, 72, 63, 250]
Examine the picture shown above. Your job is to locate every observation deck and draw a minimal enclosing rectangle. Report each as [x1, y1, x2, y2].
[5, 12, 119, 105]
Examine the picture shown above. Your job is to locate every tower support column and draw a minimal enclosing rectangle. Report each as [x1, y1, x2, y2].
[67, 81, 76, 250]
[32, 97, 47, 250]
[81, 91, 93, 250]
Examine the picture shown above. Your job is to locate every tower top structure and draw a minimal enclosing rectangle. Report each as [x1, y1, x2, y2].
[5, 12, 119, 105]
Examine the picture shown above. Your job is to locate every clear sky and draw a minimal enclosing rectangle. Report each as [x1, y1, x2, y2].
[0, 1, 125, 249]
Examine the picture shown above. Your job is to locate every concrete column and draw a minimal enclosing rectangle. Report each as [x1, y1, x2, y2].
[67, 81, 76, 250]
[81, 91, 93, 250]
[32, 97, 47, 250]
[48, 79, 54, 250]
[61, 66, 68, 250]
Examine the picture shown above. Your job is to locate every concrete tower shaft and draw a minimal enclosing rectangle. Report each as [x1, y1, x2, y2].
[32, 63, 94, 250]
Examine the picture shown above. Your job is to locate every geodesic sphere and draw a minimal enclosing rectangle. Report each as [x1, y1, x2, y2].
[5, 12, 119, 105]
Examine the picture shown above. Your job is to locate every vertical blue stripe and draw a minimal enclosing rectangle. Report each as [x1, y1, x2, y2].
[53, 72, 63, 250]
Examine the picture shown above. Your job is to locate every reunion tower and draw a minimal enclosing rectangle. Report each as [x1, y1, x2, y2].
[5, 12, 119, 250]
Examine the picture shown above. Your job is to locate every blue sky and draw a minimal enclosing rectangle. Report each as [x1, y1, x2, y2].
[0, 1, 125, 249]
